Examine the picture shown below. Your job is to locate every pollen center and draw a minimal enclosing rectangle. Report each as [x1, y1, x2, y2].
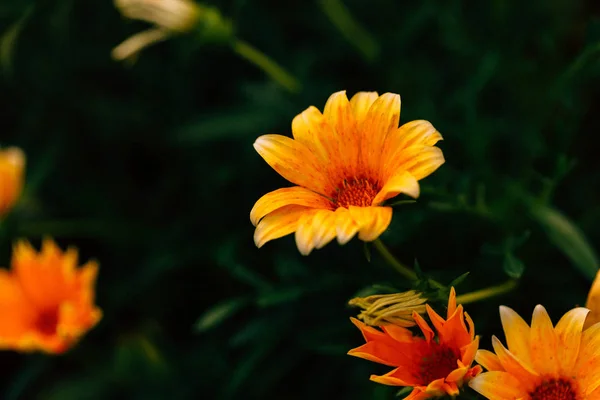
[417, 343, 460, 384]
[334, 178, 380, 208]
[35, 308, 59, 336]
[530, 378, 580, 400]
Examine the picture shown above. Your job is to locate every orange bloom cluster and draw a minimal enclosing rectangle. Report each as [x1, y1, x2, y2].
[470, 305, 600, 400]
[0, 239, 102, 354]
[250, 91, 445, 255]
[348, 288, 481, 399]
[0, 147, 25, 218]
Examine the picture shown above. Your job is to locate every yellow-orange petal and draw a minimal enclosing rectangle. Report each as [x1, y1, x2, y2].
[347, 206, 392, 242]
[253, 134, 331, 194]
[334, 207, 360, 245]
[469, 371, 528, 400]
[491, 336, 539, 391]
[361, 93, 401, 173]
[476, 349, 505, 372]
[322, 91, 361, 177]
[412, 311, 434, 342]
[349, 91, 379, 126]
[380, 120, 442, 180]
[585, 270, 600, 329]
[371, 171, 420, 205]
[385, 145, 445, 183]
[554, 307, 589, 374]
[291, 105, 331, 163]
[370, 367, 415, 386]
[0, 147, 26, 218]
[575, 322, 600, 394]
[499, 305, 534, 369]
[295, 209, 337, 256]
[250, 186, 332, 226]
[461, 336, 480, 366]
[254, 205, 310, 248]
[530, 304, 559, 375]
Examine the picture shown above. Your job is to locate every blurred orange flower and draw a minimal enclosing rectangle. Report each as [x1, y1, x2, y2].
[251, 91, 445, 255]
[585, 269, 600, 329]
[0, 239, 102, 354]
[470, 305, 598, 399]
[0, 147, 25, 218]
[348, 288, 481, 399]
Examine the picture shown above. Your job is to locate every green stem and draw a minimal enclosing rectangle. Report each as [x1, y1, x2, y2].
[372, 239, 444, 288]
[317, 0, 379, 61]
[231, 39, 301, 93]
[455, 279, 518, 305]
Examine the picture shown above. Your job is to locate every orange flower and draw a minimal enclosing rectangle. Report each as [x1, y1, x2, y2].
[250, 91, 444, 255]
[469, 305, 600, 399]
[0, 239, 102, 354]
[348, 288, 481, 399]
[0, 147, 25, 218]
[584, 269, 600, 329]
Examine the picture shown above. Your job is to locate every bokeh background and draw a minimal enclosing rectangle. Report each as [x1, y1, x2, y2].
[1, 0, 600, 399]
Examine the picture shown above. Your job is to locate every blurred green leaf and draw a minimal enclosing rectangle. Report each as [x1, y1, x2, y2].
[194, 297, 248, 333]
[503, 252, 525, 279]
[530, 205, 599, 280]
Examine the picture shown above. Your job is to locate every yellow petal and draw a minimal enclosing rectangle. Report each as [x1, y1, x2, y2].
[361, 93, 401, 173]
[372, 171, 420, 205]
[383, 145, 445, 183]
[250, 186, 332, 226]
[499, 306, 534, 369]
[554, 307, 589, 374]
[530, 304, 559, 375]
[475, 349, 505, 372]
[323, 91, 361, 177]
[469, 371, 528, 400]
[349, 91, 379, 126]
[253, 134, 331, 194]
[585, 270, 600, 329]
[334, 207, 359, 245]
[294, 209, 337, 255]
[575, 322, 600, 394]
[347, 206, 393, 242]
[491, 336, 539, 391]
[461, 336, 480, 366]
[254, 205, 309, 248]
[291, 106, 331, 164]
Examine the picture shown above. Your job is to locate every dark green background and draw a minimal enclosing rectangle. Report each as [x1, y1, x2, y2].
[1, 0, 599, 398]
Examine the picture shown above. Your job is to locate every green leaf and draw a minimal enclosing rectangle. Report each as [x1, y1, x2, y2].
[194, 297, 248, 333]
[530, 205, 599, 280]
[503, 253, 525, 279]
[387, 199, 417, 207]
[363, 241, 372, 262]
[448, 272, 470, 288]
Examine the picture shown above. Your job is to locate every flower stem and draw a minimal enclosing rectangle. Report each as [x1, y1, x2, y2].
[231, 39, 301, 93]
[455, 279, 518, 305]
[317, 0, 379, 61]
[372, 239, 444, 288]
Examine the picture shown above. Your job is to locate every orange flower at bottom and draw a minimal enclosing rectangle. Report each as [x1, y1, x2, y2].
[469, 305, 600, 400]
[348, 288, 481, 399]
[0, 239, 102, 354]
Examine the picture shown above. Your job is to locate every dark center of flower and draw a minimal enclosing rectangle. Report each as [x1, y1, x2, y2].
[530, 378, 580, 400]
[35, 308, 59, 336]
[416, 343, 460, 384]
[334, 178, 380, 208]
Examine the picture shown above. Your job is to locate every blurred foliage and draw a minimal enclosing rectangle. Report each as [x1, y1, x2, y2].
[1, 0, 600, 399]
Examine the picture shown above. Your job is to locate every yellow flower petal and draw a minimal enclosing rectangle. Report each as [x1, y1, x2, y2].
[349, 91, 379, 126]
[585, 269, 600, 329]
[475, 349, 505, 372]
[254, 205, 309, 248]
[491, 336, 539, 391]
[253, 134, 331, 194]
[554, 307, 589, 374]
[334, 207, 359, 245]
[371, 171, 420, 205]
[250, 186, 332, 226]
[469, 371, 528, 400]
[323, 91, 361, 177]
[294, 209, 337, 256]
[361, 93, 401, 173]
[499, 305, 534, 369]
[530, 304, 559, 375]
[347, 206, 393, 242]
